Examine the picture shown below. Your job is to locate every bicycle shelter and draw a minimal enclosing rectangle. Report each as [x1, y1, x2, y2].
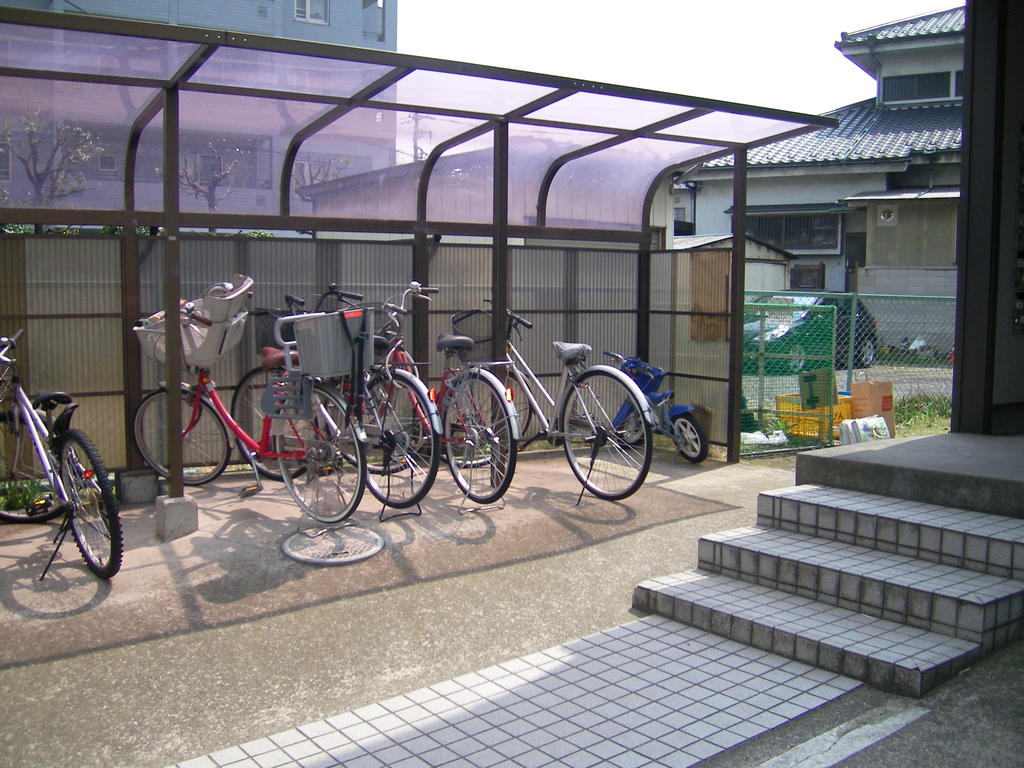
[0, 8, 835, 491]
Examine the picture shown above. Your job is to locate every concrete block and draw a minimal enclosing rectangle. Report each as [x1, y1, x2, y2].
[116, 469, 159, 504]
[156, 495, 198, 541]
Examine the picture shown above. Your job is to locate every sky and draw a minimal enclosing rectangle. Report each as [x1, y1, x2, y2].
[397, 1, 961, 116]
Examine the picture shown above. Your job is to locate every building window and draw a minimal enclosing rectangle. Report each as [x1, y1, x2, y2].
[882, 72, 952, 102]
[295, 0, 328, 24]
[747, 214, 838, 250]
[363, 0, 384, 41]
[98, 154, 118, 174]
[0, 147, 9, 181]
[791, 263, 825, 290]
[954, 70, 963, 97]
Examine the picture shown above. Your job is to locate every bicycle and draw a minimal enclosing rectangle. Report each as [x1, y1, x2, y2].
[0, 329, 123, 580]
[231, 284, 362, 482]
[606, 353, 709, 464]
[451, 307, 654, 501]
[232, 281, 442, 512]
[434, 327, 520, 505]
[131, 276, 367, 524]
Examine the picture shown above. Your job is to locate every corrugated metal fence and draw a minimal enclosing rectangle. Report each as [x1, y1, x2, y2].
[0, 235, 733, 468]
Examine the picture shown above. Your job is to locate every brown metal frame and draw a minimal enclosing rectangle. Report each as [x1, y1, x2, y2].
[0, 7, 838, 466]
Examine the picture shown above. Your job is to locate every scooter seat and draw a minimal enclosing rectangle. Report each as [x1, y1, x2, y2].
[648, 390, 673, 406]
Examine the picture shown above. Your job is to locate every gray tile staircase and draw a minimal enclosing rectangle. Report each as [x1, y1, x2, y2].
[635, 484, 1024, 698]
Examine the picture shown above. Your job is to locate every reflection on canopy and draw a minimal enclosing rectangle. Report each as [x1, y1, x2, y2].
[0, 9, 835, 238]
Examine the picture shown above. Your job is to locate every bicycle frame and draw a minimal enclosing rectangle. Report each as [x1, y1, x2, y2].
[504, 340, 560, 437]
[8, 382, 71, 502]
[186, 369, 304, 463]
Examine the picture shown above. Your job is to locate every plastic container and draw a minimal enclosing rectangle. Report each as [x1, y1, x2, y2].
[775, 393, 853, 440]
[290, 308, 372, 378]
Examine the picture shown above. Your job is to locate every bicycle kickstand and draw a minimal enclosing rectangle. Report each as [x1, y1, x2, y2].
[239, 450, 264, 498]
[39, 504, 74, 581]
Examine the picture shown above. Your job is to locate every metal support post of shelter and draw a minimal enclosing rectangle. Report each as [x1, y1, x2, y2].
[727, 150, 748, 463]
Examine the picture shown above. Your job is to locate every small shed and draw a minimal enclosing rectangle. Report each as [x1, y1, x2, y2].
[672, 234, 794, 291]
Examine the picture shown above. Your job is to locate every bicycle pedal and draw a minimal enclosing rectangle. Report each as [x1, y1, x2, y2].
[238, 484, 261, 498]
[28, 497, 55, 517]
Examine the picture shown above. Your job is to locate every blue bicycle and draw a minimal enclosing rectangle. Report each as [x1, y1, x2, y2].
[607, 353, 709, 464]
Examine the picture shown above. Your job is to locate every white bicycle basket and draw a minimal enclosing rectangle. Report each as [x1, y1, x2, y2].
[134, 275, 253, 368]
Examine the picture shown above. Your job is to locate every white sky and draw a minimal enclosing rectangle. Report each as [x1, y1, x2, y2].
[397, 1, 960, 116]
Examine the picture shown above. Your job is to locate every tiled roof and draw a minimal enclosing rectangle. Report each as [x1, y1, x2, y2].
[705, 99, 961, 168]
[839, 6, 965, 44]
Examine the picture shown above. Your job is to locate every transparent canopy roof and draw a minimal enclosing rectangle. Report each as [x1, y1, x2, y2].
[0, 9, 834, 238]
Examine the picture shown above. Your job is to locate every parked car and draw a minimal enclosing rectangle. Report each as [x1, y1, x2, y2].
[743, 294, 879, 375]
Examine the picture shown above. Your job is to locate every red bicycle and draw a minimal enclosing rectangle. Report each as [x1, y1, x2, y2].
[132, 276, 367, 524]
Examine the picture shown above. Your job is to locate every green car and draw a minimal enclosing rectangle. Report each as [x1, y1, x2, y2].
[742, 295, 879, 376]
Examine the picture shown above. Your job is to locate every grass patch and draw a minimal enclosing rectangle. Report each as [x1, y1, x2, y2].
[894, 392, 951, 437]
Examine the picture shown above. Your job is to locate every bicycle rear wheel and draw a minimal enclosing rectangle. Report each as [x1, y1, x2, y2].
[561, 368, 652, 501]
[133, 388, 231, 485]
[58, 428, 123, 579]
[277, 383, 365, 524]
[441, 369, 517, 505]
[230, 366, 299, 481]
[363, 368, 440, 509]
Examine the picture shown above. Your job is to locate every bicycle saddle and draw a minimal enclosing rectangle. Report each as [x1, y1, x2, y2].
[436, 334, 475, 354]
[32, 391, 73, 411]
[552, 341, 591, 364]
[259, 346, 298, 371]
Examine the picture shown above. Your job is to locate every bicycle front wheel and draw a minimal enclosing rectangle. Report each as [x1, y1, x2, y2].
[441, 369, 517, 505]
[561, 368, 652, 501]
[133, 388, 231, 485]
[58, 429, 123, 579]
[277, 384, 365, 524]
[363, 368, 440, 509]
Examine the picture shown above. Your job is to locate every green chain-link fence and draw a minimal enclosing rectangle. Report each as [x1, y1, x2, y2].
[741, 291, 955, 454]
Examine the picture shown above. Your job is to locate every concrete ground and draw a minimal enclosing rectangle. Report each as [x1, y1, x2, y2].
[0, 448, 1020, 767]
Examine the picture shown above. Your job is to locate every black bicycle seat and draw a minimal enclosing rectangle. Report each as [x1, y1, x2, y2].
[436, 334, 475, 354]
[32, 392, 73, 411]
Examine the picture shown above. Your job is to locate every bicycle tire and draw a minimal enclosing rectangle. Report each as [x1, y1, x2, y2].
[560, 368, 652, 501]
[133, 388, 231, 485]
[230, 366, 300, 481]
[363, 367, 440, 509]
[0, 406, 65, 523]
[57, 428, 123, 579]
[278, 383, 365, 524]
[440, 368, 517, 505]
[673, 412, 709, 464]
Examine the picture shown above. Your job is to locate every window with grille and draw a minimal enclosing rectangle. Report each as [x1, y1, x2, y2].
[296, 0, 329, 24]
[747, 214, 838, 250]
[882, 72, 952, 102]
[363, 0, 384, 41]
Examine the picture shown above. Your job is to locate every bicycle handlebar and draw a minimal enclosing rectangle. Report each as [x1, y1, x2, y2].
[0, 328, 24, 362]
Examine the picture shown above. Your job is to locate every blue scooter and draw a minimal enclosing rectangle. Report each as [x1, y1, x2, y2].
[606, 352, 709, 464]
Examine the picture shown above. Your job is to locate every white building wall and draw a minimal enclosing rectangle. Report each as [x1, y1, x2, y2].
[692, 168, 891, 238]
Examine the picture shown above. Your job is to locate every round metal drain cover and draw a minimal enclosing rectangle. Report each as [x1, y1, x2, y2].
[282, 526, 384, 565]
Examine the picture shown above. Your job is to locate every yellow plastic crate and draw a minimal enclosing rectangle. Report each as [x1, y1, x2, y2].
[775, 393, 853, 440]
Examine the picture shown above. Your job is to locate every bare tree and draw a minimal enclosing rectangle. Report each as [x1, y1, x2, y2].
[179, 142, 240, 212]
[293, 155, 351, 202]
[0, 112, 104, 205]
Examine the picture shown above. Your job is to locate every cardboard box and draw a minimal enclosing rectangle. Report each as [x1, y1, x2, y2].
[850, 380, 895, 438]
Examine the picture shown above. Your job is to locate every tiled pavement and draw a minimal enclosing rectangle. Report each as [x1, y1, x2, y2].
[172, 616, 861, 768]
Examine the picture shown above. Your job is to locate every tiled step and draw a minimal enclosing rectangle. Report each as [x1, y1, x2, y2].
[633, 569, 980, 697]
[697, 526, 1024, 651]
[756, 485, 1024, 581]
